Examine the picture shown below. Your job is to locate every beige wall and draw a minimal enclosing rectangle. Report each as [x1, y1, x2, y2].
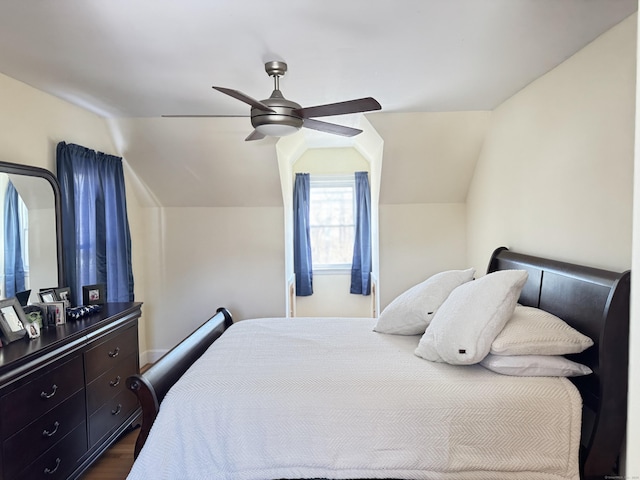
[293, 148, 369, 173]
[379, 203, 468, 308]
[142, 206, 285, 357]
[0, 72, 114, 170]
[464, 14, 637, 475]
[466, 15, 636, 274]
[295, 274, 373, 317]
[369, 111, 488, 311]
[0, 71, 149, 356]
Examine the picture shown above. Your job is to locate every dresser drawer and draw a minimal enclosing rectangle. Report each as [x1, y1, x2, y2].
[14, 422, 87, 480]
[3, 390, 86, 479]
[84, 325, 138, 383]
[89, 388, 138, 446]
[1, 355, 84, 440]
[87, 352, 138, 414]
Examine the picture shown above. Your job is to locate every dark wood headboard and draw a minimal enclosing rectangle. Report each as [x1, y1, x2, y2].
[487, 247, 630, 480]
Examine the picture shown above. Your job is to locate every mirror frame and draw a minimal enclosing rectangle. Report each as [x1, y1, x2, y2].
[0, 160, 64, 290]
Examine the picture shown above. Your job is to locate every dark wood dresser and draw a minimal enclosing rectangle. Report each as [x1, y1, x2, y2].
[0, 302, 142, 480]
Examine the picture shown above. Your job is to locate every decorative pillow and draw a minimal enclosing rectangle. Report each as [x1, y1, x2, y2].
[480, 353, 592, 377]
[373, 268, 475, 335]
[415, 269, 528, 365]
[491, 305, 593, 356]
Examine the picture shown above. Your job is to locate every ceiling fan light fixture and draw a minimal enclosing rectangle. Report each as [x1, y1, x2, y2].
[251, 98, 304, 136]
[254, 123, 300, 137]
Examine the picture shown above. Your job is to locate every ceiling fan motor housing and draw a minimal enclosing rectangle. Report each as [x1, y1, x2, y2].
[250, 89, 304, 133]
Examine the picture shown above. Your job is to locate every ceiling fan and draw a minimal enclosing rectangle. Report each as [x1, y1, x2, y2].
[164, 61, 382, 141]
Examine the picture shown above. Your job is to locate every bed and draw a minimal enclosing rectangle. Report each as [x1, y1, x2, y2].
[126, 248, 630, 480]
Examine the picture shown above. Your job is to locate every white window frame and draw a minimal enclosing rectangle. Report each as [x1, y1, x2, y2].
[309, 174, 356, 274]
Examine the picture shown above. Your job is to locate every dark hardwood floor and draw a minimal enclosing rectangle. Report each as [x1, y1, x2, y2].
[79, 427, 137, 480]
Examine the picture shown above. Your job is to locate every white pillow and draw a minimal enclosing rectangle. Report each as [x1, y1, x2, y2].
[373, 268, 475, 335]
[415, 269, 528, 365]
[491, 305, 593, 356]
[480, 353, 592, 377]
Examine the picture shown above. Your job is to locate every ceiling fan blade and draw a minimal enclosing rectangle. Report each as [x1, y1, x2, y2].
[295, 97, 381, 119]
[302, 118, 363, 137]
[212, 86, 275, 112]
[245, 129, 266, 141]
[161, 114, 249, 118]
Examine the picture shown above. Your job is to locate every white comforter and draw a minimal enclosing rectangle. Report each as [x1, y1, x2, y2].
[127, 317, 581, 480]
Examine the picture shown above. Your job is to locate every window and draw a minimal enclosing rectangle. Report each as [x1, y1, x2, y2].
[309, 175, 355, 270]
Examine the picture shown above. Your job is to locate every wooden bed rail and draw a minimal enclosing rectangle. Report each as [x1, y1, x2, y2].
[126, 307, 233, 458]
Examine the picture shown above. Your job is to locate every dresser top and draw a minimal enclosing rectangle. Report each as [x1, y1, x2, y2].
[0, 302, 142, 378]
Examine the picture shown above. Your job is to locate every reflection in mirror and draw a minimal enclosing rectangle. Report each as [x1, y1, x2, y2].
[0, 166, 61, 304]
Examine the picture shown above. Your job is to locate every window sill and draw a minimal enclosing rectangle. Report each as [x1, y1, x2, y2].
[313, 267, 351, 275]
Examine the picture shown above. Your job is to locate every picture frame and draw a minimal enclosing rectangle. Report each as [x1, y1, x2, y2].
[0, 297, 27, 343]
[54, 287, 72, 308]
[38, 288, 57, 303]
[83, 284, 106, 305]
[48, 301, 66, 326]
[15, 289, 31, 307]
[26, 321, 40, 339]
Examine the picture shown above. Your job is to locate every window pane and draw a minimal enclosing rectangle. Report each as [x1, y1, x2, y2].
[309, 186, 353, 225]
[310, 225, 354, 265]
[309, 183, 355, 267]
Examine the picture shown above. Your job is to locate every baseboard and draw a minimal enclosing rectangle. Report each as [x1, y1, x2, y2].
[139, 349, 168, 367]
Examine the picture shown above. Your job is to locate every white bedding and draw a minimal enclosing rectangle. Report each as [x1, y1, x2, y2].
[127, 317, 582, 480]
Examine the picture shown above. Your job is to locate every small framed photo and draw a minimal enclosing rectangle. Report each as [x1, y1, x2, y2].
[54, 287, 72, 308]
[83, 284, 106, 305]
[0, 298, 28, 343]
[26, 321, 40, 339]
[39, 288, 57, 303]
[48, 301, 66, 326]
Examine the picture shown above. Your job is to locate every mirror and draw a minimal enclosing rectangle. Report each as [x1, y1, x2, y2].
[0, 161, 63, 304]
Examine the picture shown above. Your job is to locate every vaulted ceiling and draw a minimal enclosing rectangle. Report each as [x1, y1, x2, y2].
[0, 1, 635, 207]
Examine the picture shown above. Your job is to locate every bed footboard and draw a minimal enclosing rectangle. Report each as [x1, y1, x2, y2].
[126, 307, 233, 458]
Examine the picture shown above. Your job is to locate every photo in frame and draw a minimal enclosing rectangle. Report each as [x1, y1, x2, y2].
[83, 284, 106, 305]
[0, 297, 28, 343]
[48, 301, 66, 325]
[38, 288, 57, 303]
[26, 321, 40, 339]
[54, 287, 72, 308]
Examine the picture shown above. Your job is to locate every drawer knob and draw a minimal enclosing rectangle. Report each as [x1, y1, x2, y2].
[112, 403, 122, 415]
[108, 347, 120, 358]
[44, 457, 61, 475]
[109, 375, 121, 387]
[42, 421, 60, 438]
[40, 384, 58, 399]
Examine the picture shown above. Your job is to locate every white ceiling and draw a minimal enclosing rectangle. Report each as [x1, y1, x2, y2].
[0, 1, 636, 207]
[0, 0, 635, 117]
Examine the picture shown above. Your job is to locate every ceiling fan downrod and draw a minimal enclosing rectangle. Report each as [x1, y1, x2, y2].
[265, 61, 287, 92]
